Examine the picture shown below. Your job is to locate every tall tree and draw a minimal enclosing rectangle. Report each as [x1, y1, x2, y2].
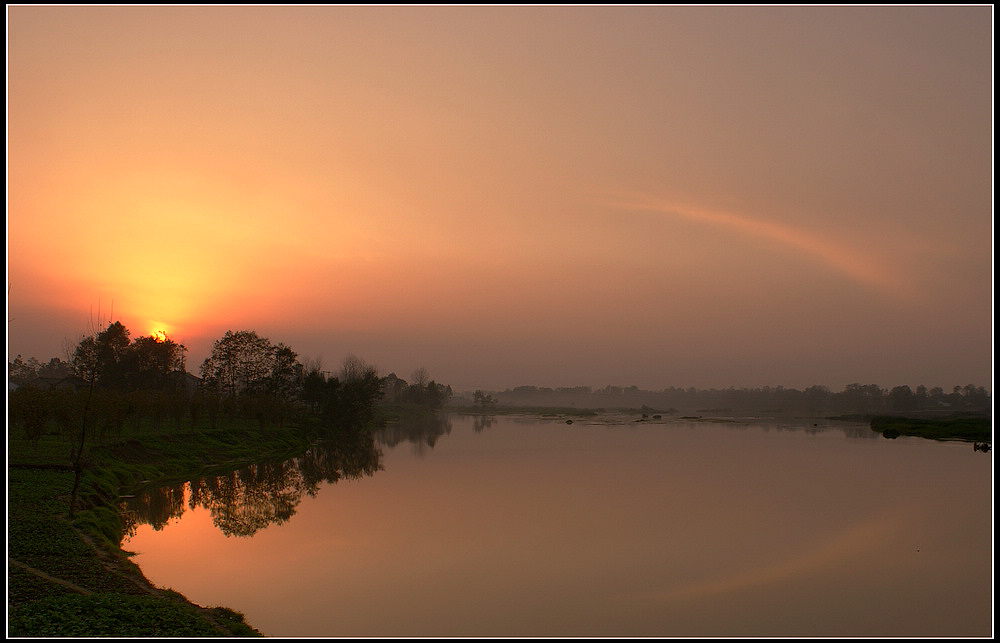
[128, 335, 187, 391]
[323, 354, 382, 427]
[68, 321, 132, 515]
[200, 330, 278, 397]
[269, 343, 302, 400]
[71, 321, 131, 389]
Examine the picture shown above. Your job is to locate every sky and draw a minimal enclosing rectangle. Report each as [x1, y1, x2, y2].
[6, 5, 994, 393]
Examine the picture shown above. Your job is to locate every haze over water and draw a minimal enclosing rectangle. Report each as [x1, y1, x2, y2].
[123, 414, 993, 638]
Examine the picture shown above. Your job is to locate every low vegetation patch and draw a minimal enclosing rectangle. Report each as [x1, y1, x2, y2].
[870, 415, 992, 443]
[8, 593, 258, 637]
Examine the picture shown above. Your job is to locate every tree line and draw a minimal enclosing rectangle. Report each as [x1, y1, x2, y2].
[8, 322, 452, 451]
[479, 382, 991, 417]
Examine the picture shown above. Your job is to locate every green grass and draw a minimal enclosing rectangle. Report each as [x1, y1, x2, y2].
[7, 466, 261, 637]
[8, 593, 258, 637]
[8, 412, 361, 637]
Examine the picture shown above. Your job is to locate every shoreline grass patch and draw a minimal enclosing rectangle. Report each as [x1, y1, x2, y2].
[870, 415, 992, 442]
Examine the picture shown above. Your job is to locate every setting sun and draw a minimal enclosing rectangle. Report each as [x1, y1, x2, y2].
[151, 328, 169, 343]
[6, 4, 991, 393]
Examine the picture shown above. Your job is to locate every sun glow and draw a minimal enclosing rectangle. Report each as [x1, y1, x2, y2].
[150, 328, 170, 343]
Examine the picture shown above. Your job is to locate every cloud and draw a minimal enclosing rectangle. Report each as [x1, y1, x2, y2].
[614, 197, 913, 299]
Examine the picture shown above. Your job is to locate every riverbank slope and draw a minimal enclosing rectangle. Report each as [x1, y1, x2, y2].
[7, 415, 354, 636]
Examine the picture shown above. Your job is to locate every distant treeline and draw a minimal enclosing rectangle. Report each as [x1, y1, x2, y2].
[461, 382, 991, 418]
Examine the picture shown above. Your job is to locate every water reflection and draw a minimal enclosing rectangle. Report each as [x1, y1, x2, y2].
[472, 414, 495, 432]
[123, 414, 992, 637]
[121, 431, 382, 539]
[374, 413, 453, 452]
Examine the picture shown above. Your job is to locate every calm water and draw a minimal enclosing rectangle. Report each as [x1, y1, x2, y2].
[121, 413, 993, 637]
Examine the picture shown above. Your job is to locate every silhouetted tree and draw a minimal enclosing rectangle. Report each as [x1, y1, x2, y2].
[473, 389, 497, 410]
[68, 321, 188, 394]
[400, 368, 451, 409]
[71, 321, 131, 389]
[301, 365, 327, 414]
[8, 355, 41, 385]
[126, 335, 187, 391]
[380, 373, 409, 404]
[424, 380, 452, 409]
[38, 357, 72, 379]
[199, 330, 279, 398]
[269, 343, 302, 399]
[67, 321, 132, 515]
[841, 383, 885, 415]
[410, 367, 429, 388]
[888, 385, 916, 413]
[320, 354, 382, 428]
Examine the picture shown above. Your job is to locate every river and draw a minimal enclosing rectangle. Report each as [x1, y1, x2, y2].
[121, 412, 993, 637]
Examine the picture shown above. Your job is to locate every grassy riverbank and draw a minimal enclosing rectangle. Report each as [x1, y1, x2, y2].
[7, 414, 357, 637]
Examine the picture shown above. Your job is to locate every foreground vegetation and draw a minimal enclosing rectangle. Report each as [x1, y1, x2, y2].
[10, 428, 258, 635]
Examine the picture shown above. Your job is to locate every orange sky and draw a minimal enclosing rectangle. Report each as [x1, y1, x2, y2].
[6, 5, 993, 391]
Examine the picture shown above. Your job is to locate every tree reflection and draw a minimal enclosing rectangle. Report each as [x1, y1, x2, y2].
[189, 461, 304, 536]
[121, 432, 382, 538]
[119, 482, 188, 541]
[374, 413, 452, 451]
[472, 414, 495, 433]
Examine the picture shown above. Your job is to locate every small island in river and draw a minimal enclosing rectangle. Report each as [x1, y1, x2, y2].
[869, 415, 992, 444]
